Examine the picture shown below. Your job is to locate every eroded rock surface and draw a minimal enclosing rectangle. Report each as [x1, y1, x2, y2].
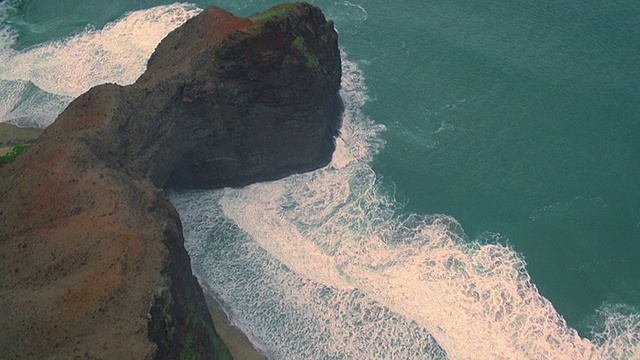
[0, 3, 341, 359]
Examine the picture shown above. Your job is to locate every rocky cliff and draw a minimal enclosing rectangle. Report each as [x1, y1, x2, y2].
[0, 3, 342, 359]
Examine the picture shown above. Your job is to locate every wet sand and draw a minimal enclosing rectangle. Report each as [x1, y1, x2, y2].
[205, 292, 268, 360]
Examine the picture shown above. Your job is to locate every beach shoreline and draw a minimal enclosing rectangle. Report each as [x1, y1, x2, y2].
[204, 291, 268, 360]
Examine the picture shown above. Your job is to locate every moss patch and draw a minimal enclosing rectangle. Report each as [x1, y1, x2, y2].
[292, 36, 320, 71]
[248, 3, 297, 22]
[0, 144, 30, 165]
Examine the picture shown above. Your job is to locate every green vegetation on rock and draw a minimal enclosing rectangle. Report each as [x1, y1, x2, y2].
[292, 36, 320, 71]
[248, 3, 297, 22]
[0, 144, 30, 165]
[180, 294, 233, 360]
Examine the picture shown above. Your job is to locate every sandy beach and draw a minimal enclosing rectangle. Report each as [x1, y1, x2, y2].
[205, 292, 268, 360]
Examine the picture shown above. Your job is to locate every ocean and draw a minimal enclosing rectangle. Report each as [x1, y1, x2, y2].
[1, 0, 639, 358]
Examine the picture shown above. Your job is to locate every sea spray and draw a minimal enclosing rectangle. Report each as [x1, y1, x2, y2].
[0, 3, 200, 96]
[0, 0, 17, 51]
[0, 3, 200, 127]
[0, 2, 637, 358]
[0, 80, 72, 128]
[171, 56, 640, 359]
[171, 57, 446, 359]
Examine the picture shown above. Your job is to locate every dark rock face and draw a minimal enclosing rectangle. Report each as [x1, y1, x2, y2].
[0, 3, 341, 359]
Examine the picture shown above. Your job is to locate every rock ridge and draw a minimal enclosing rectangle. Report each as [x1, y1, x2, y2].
[0, 3, 341, 359]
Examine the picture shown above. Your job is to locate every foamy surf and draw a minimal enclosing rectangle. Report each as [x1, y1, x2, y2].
[0, 0, 637, 357]
[0, 79, 72, 128]
[0, 3, 200, 126]
[0, 0, 17, 52]
[171, 56, 640, 359]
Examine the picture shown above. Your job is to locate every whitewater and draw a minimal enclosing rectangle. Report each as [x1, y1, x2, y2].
[1, 3, 638, 359]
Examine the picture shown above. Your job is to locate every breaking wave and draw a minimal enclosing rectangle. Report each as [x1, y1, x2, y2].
[0, 1, 636, 357]
[170, 57, 640, 359]
[0, 3, 200, 127]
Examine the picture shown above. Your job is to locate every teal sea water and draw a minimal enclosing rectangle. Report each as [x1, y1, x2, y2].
[2, 0, 639, 358]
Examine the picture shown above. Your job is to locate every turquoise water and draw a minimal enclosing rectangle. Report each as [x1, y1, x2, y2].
[2, 0, 639, 358]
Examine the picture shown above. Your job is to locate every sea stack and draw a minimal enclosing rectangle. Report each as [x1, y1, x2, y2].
[0, 3, 342, 359]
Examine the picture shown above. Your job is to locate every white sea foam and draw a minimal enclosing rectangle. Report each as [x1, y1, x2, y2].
[0, 0, 17, 52]
[0, 3, 200, 97]
[0, 3, 200, 127]
[322, 1, 368, 25]
[2, 1, 636, 357]
[0, 79, 72, 128]
[590, 304, 640, 359]
[171, 56, 640, 359]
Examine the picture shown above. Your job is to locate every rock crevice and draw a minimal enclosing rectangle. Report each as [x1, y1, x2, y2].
[0, 3, 341, 358]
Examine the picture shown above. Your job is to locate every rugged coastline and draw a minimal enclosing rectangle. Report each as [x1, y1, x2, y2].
[0, 3, 342, 358]
[205, 293, 267, 360]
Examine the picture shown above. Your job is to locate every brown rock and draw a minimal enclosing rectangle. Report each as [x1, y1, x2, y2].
[0, 3, 341, 359]
[0, 123, 43, 150]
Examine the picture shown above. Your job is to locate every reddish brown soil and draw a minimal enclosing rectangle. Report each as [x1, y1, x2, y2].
[0, 3, 341, 359]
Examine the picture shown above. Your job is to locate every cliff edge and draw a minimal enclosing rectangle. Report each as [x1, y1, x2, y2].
[0, 3, 341, 359]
